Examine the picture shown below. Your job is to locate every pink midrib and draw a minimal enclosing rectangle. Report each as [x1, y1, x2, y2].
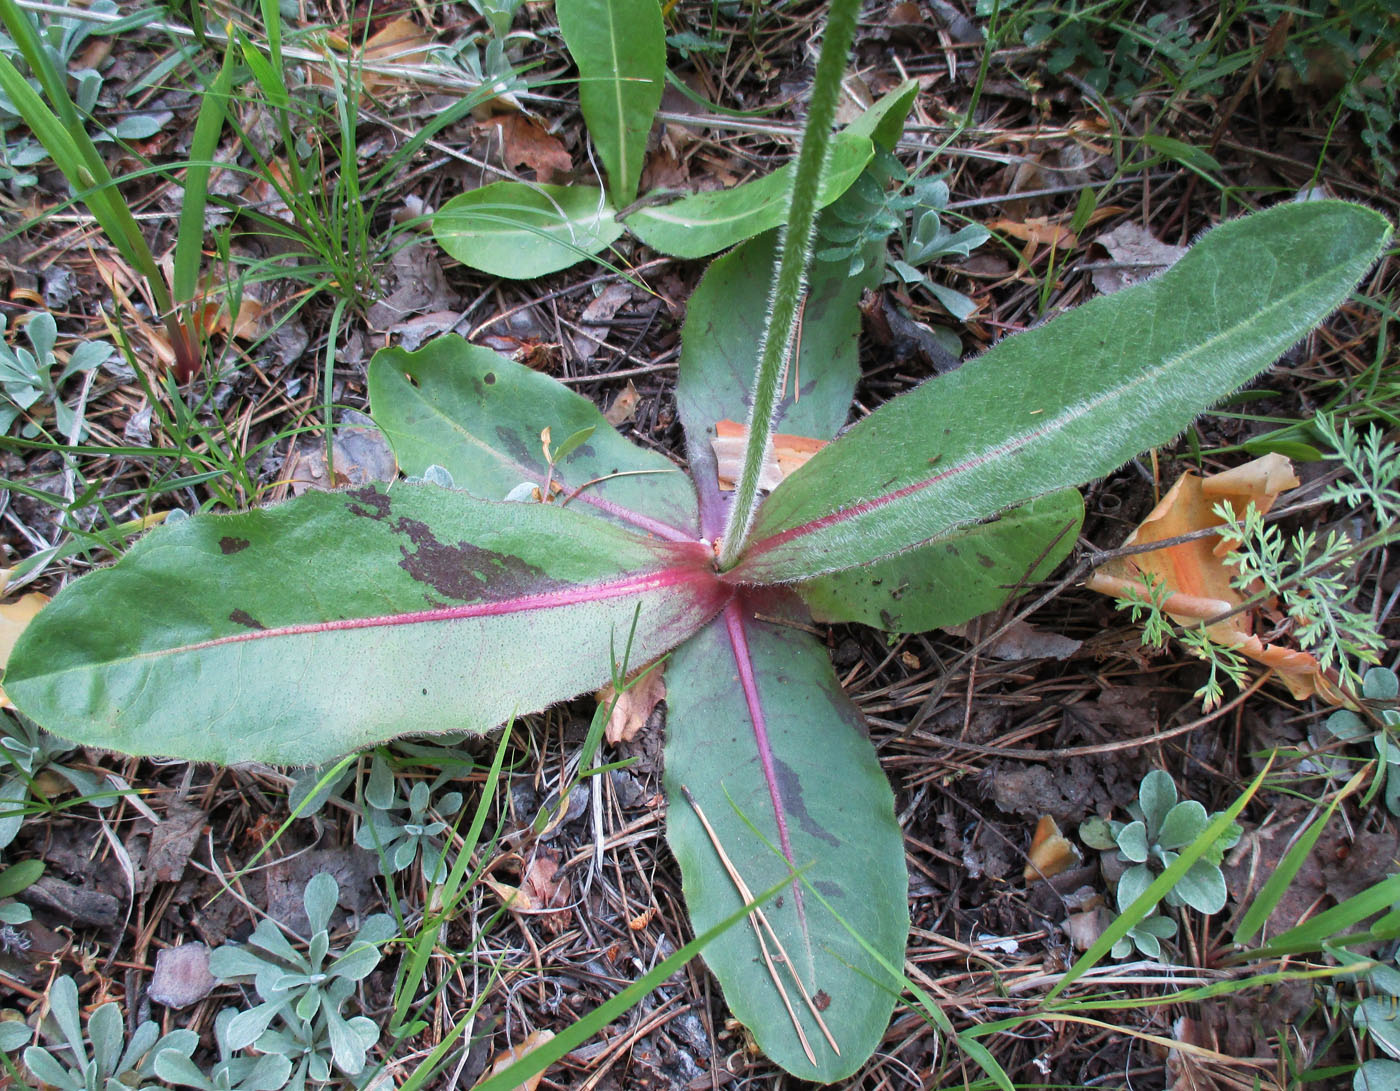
[176, 564, 722, 656]
[738, 426, 1044, 564]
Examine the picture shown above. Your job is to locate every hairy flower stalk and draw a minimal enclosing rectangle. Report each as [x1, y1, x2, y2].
[716, 0, 864, 570]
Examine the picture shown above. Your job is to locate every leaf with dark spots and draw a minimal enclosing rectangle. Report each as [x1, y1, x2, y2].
[369, 337, 699, 538]
[6, 484, 725, 765]
[772, 756, 839, 847]
[391, 516, 565, 603]
[664, 607, 906, 1082]
[345, 486, 392, 521]
[219, 537, 251, 555]
[799, 491, 1084, 634]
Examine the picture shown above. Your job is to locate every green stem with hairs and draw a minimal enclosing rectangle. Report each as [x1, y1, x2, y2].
[715, 0, 863, 570]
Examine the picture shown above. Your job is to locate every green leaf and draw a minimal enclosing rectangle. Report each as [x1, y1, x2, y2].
[0, 857, 42, 898]
[1079, 816, 1117, 852]
[1116, 863, 1152, 911]
[664, 601, 906, 1082]
[5, 485, 725, 765]
[368, 336, 698, 538]
[556, 0, 665, 205]
[1138, 769, 1177, 837]
[1116, 822, 1149, 864]
[625, 131, 874, 258]
[433, 183, 624, 279]
[1356, 1059, 1400, 1091]
[799, 490, 1083, 632]
[677, 225, 877, 448]
[1157, 799, 1208, 850]
[841, 80, 918, 152]
[729, 202, 1393, 583]
[1174, 859, 1227, 915]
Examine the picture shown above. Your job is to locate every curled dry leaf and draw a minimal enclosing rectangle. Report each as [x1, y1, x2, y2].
[477, 1028, 556, 1091]
[486, 114, 573, 184]
[308, 17, 432, 99]
[0, 592, 48, 707]
[486, 851, 573, 935]
[1086, 453, 1334, 700]
[596, 662, 666, 745]
[712, 419, 827, 491]
[1024, 815, 1081, 882]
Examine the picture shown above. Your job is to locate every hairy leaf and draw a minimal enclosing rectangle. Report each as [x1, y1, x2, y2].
[677, 227, 879, 450]
[799, 490, 1084, 632]
[433, 183, 623, 279]
[369, 337, 698, 539]
[624, 132, 873, 258]
[556, 0, 665, 205]
[664, 596, 906, 1082]
[5, 486, 725, 765]
[730, 202, 1392, 583]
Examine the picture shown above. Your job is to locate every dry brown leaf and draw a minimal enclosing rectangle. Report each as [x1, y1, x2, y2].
[988, 216, 1077, 249]
[0, 592, 48, 707]
[486, 851, 572, 934]
[944, 618, 1081, 661]
[602, 380, 640, 427]
[1091, 222, 1188, 294]
[477, 1029, 556, 1091]
[596, 662, 665, 744]
[485, 113, 572, 183]
[1024, 815, 1081, 882]
[1085, 453, 1333, 701]
[712, 419, 827, 491]
[309, 17, 432, 99]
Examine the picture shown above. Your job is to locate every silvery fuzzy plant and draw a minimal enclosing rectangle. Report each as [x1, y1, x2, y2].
[206, 872, 395, 1084]
[21, 974, 198, 1091]
[2, 0, 1393, 1079]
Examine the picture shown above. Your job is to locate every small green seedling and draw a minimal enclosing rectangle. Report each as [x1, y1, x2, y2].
[22, 974, 197, 1091]
[0, 312, 112, 440]
[354, 760, 463, 883]
[0, 713, 112, 850]
[1327, 667, 1400, 812]
[154, 1008, 294, 1091]
[3, 0, 1392, 1079]
[208, 872, 395, 1081]
[1081, 769, 1242, 958]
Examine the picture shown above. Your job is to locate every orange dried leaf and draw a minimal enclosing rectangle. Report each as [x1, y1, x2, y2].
[477, 1029, 556, 1091]
[712, 419, 827, 491]
[988, 217, 1077, 249]
[1024, 815, 1080, 882]
[1086, 453, 1333, 700]
[0, 593, 48, 708]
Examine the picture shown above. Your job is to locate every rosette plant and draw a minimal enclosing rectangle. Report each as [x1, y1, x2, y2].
[2, 0, 1392, 1080]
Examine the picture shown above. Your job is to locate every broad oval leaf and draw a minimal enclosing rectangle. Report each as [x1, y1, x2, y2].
[369, 336, 699, 539]
[433, 182, 623, 279]
[664, 597, 907, 1082]
[556, 0, 664, 206]
[799, 490, 1084, 632]
[5, 485, 725, 765]
[729, 202, 1392, 583]
[625, 131, 874, 259]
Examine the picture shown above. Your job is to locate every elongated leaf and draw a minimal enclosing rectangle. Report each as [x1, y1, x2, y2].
[799, 489, 1083, 632]
[625, 132, 873, 259]
[5, 486, 726, 765]
[730, 202, 1392, 583]
[556, 0, 664, 205]
[664, 596, 907, 1082]
[433, 183, 623, 279]
[369, 337, 698, 539]
[677, 225, 879, 451]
